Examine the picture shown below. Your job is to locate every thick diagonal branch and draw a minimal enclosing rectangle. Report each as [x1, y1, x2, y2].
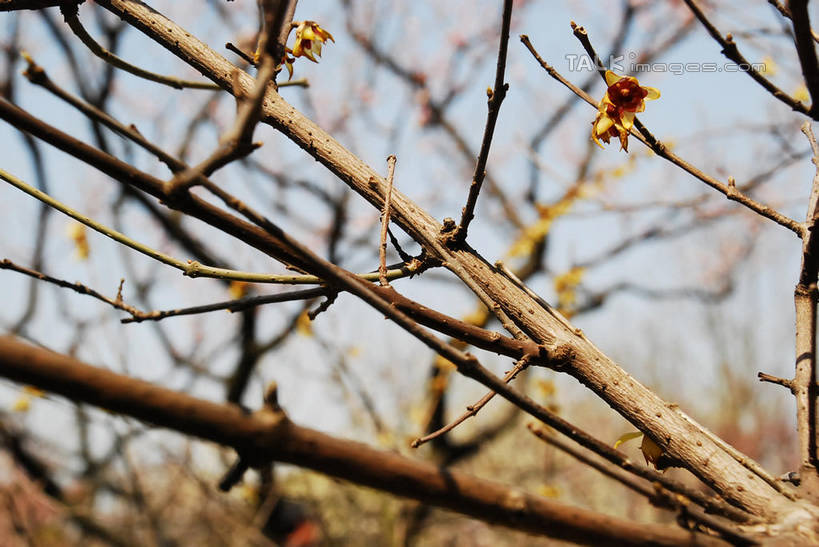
[89, 0, 798, 517]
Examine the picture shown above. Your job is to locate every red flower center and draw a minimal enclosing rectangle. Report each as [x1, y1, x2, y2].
[607, 78, 648, 112]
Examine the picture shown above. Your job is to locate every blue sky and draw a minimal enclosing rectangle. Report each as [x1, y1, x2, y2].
[0, 1, 814, 465]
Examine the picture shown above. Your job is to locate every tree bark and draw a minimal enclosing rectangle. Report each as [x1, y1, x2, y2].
[0, 335, 727, 546]
[92, 0, 800, 518]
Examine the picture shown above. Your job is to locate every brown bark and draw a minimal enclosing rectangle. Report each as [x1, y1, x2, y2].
[0, 335, 726, 546]
[90, 0, 796, 518]
[796, 122, 819, 497]
[0, 0, 65, 11]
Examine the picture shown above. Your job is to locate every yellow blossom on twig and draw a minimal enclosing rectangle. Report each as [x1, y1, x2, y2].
[592, 70, 659, 152]
[291, 21, 334, 63]
[614, 431, 668, 471]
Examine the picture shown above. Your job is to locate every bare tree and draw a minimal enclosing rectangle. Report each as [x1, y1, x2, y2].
[0, 0, 818, 544]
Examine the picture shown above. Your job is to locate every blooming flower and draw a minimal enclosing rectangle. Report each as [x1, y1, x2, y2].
[291, 21, 334, 63]
[592, 71, 660, 152]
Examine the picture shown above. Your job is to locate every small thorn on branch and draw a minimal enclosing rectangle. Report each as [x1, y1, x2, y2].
[226, 41, 257, 66]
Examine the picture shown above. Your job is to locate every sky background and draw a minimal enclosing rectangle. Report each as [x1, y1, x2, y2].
[0, 0, 816, 474]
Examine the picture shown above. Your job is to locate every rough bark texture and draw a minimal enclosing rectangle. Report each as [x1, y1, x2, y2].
[0, 335, 727, 547]
[92, 0, 801, 519]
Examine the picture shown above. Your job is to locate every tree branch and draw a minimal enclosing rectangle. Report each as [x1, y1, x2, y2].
[0, 335, 728, 547]
[789, 0, 819, 116]
[454, 0, 513, 242]
[87, 0, 799, 517]
[684, 0, 812, 117]
[0, 0, 64, 10]
[796, 122, 819, 477]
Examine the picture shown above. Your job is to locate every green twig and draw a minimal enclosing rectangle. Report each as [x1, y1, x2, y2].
[0, 168, 415, 285]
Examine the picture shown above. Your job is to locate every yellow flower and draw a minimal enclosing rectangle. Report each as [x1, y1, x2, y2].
[228, 281, 249, 300]
[760, 55, 777, 76]
[614, 431, 669, 471]
[537, 484, 561, 498]
[592, 71, 660, 152]
[12, 395, 31, 412]
[11, 386, 44, 413]
[553, 266, 585, 317]
[296, 309, 313, 336]
[66, 222, 90, 260]
[795, 84, 810, 104]
[291, 21, 334, 63]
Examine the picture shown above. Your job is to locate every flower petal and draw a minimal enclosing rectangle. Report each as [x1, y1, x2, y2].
[595, 114, 615, 135]
[620, 111, 635, 131]
[643, 86, 660, 100]
[604, 70, 622, 86]
[614, 431, 643, 450]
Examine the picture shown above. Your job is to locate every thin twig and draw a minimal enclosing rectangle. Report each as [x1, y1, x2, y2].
[60, 4, 219, 90]
[0, 168, 413, 286]
[520, 33, 805, 237]
[768, 0, 819, 43]
[411, 356, 530, 448]
[758, 371, 794, 390]
[683, 0, 812, 117]
[226, 41, 257, 66]
[788, 1, 819, 116]
[0, 259, 140, 316]
[454, 0, 513, 242]
[527, 424, 761, 546]
[530, 423, 655, 498]
[166, 0, 294, 194]
[122, 287, 329, 323]
[123, 261, 424, 324]
[21, 52, 183, 174]
[18, 52, 312, 263]
[164, 55, 275, 194]
[276, 78, 308, 88]
[379, 155, 396, 286]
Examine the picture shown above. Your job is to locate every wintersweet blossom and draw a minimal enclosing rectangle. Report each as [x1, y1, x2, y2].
[291, 21, 335, 63]
[592, 70, 660, 152]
